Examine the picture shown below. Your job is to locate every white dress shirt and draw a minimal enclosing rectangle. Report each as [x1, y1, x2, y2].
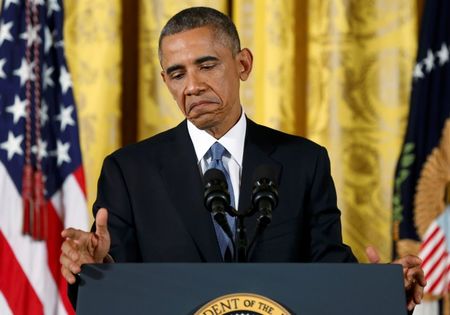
[187, 109, 246, 209]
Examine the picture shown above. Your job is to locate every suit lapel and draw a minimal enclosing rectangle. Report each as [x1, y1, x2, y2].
[160, 121, 222, 262]
[239, 119, 282, 252]
[159, 119, 281, 262]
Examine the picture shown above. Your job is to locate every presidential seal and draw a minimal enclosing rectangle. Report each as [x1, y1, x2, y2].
[194, 293, 291, 315]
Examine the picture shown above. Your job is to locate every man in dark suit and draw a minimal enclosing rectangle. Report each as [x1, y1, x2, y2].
[60, 7, 425, 311]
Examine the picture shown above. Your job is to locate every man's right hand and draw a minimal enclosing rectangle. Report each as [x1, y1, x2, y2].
[60, 208, 111, 284]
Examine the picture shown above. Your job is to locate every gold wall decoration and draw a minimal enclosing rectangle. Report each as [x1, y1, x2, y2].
[307, 0, 418, 261]
[233, 0, 306, 136]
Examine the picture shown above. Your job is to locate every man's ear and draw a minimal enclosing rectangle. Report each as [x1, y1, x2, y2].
[160, 70, 167, 83]
[237, 48, 253, 81]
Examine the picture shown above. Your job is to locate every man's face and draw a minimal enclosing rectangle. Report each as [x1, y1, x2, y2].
[160, 26, 252, 137]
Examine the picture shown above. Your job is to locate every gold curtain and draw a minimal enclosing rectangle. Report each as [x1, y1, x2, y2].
[137, 0, 228, 140]
[64, 0, 420, 261]
[307, 0, 418, 261]
[233, 0, 306, 135]
[64, 0, 122, 220]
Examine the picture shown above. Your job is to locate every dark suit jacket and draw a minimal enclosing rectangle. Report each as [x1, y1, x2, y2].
[93, 118, 356, 263]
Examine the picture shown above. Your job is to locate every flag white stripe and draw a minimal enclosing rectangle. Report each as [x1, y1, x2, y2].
[419, 228, 445, 262]
[430, 273, 446, 296]
[0, 291, 13, 315]
[422, 221, 439, 240]
[421, 241, 446, 274]
[50, 173, 89, 230]
[412, 300, 440, 315]
[425, 257, 447, 287]
[0, 162, 68, 315]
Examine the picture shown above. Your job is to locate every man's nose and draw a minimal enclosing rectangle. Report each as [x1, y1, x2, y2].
[184, 72, 205, 96]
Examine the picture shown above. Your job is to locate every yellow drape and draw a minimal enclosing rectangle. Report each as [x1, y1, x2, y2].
[137, 0, 227, 140]
[135, 1, 419, 261]
[64, 0, 122, 220]
[307, 0, 418, 261]
[233, 0, 306, 136]
[65, 0, 419, 260]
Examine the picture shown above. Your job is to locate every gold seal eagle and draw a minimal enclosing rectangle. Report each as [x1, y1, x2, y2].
[414, 119, 450, 237]
[397, 119, 450, 306]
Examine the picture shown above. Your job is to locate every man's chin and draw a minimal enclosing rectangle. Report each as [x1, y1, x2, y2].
[188, 116, 219, 131]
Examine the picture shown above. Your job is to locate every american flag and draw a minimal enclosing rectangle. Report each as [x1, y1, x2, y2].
[393, 0, 450, 308]
[0, 0, 88, 314]
[420, 221, 450, 296]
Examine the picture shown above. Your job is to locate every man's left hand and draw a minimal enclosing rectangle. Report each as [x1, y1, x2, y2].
[366, 246, 426, 312]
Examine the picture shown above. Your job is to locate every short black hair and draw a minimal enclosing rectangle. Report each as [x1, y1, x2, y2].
[158, 7, 241, 60]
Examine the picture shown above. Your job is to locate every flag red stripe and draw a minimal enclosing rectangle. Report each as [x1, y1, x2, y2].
[0, 231, 43, 315]
[46, 201, 75, 315]
[73, 166, 87, 197]
[427, 262, 448, 294]
[424, 250, 447, 281]
[448, 264, 450, 291]
[420, 225, 440, 249]
[421, 235, 445, 268]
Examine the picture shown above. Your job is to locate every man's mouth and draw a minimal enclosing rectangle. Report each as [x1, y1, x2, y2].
[188, 100, 218, 112]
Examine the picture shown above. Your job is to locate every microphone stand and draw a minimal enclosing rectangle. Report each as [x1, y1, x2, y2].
[227, 206, 255, 263]
[222, 202, 276, 262]
[235, 215, 247, 262]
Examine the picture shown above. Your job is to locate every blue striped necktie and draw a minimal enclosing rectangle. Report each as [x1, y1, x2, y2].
[207, 142, 236, 261]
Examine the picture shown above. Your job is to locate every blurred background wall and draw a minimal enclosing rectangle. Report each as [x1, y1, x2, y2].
[63, 0, 424, 263]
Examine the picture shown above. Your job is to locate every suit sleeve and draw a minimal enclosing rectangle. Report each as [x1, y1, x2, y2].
[68, 154, 142, 309]
[92, 154, 142, 262]
[307, 146, 358, 262]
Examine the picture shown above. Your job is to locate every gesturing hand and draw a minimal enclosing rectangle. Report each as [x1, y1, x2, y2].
[366, 246, 426, 312]
[60, 208, 111, 284]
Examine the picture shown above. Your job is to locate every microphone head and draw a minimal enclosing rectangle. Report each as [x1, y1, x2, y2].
[203, 168, 230, 213]
[203, 168, 227, 187]
[252, 164, 279, 185]
[251, 164, 279, 210]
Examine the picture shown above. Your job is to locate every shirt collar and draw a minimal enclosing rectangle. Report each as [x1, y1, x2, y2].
[187, 108, 246, 166]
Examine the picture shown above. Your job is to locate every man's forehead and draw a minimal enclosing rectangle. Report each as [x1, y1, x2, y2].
[160, 26, 232, 65]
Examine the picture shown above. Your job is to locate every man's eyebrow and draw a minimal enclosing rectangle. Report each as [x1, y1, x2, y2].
[165, 64, 184, 75]
[194, 56, 219, 65]
[165, 56, 219, 75]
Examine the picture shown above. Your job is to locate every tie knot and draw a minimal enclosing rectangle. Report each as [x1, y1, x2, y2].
[210, 142, 226, 161]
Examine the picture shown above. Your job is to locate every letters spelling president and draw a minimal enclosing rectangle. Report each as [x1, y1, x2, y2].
[60, 7, 425, 312]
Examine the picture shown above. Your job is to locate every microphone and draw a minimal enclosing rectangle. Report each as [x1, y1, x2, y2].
[252, 165, 279, 228]
[248, 165, 279, 254]
[203, 168, 234, 241]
